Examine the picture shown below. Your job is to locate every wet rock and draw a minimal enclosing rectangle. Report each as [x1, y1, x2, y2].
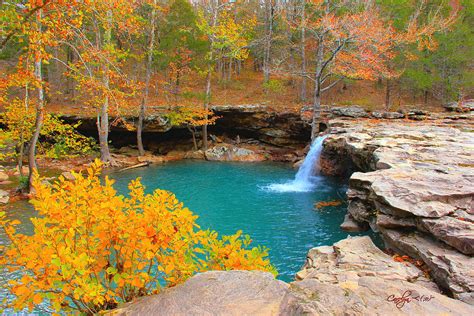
[331, 106, 369, 118]
[382, 229, 474, 304]
[372, 111, 405, 119]
[293, 159, 304, 169]
[0, 189, 9, 204]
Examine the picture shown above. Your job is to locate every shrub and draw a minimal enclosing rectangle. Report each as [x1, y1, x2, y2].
[0, 160, 275, 314]
[263, 79, 284, 93]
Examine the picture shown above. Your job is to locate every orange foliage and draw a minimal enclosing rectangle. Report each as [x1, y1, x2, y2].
[0, 160, 275, 314]
[315, 200, 343, 209]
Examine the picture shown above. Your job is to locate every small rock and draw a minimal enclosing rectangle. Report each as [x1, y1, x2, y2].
[61, 171, 76, 181]
[371, 111, 405, 119]
[0, 171, 8, 182]
[0, 189, 9, 204]
[340, 213, 369, 232]
[185, 150, 205, 160]
[137, 155, 165, 164]
[293, 159, 304, 169]
[331, 106, 370, 118]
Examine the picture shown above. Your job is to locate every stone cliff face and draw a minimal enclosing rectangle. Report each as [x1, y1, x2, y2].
[320, 119, 474, 304]
[61, 104, 312, 149]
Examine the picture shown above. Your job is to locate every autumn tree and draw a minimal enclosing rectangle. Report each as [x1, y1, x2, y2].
[158, 0, 208, 96]
[288, 0, 457, 138]
[0, 160, 275, 314]
[66, 0, 142, 164]
[197, 1, 255, 149]
[137, 0, 160, 156]
[0, 0, 84, 189]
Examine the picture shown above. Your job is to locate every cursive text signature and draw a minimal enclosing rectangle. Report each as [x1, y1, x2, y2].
[387, 290, 435, 309]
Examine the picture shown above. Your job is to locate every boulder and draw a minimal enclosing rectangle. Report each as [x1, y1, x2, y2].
[0, 189, 9, 204]
[371, 111, 405, 119]
[184, 150, 205, 160]
[205, 144, 266, 162]
[444, 100, 474, 112]
[296, 236, 436, 290]
[111, 271, 289, 316]
[61, 171, 76, 181]
[331, 106, 370, 118]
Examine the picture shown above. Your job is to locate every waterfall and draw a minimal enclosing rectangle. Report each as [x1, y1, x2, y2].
[294, 135, 328, 184]
[263, 135, 328, 193]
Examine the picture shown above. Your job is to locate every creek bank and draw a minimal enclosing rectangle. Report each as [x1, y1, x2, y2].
[61, 104, 472, 154]
[111, 237, 474, 315]
[320, 118, 474, 304]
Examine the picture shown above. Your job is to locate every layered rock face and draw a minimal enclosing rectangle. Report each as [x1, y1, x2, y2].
[320, 119, 474, 304]
[111, 237, 474, 315]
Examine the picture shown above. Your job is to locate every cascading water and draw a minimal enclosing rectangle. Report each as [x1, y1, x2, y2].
[263, 135, 328, 193]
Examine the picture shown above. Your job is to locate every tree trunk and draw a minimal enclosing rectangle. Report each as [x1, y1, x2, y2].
[300, 0, 307, 102]
[263, 0, 274, 83]
[311, 38, 324, 140]
[228, 58, 232, 81]
[188, 126, 198, 150]
[138, 0, 157, 156]
[98, 9, 113, 163]
[203, 1, 219, 151]
[385, 79, 391, 110]
[28, 11, 45, 191]
[203, 67, 211, 151]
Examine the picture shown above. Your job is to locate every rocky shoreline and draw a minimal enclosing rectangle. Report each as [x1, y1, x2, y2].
[320, 119, 473, 304]
[111, 237, 473, 315]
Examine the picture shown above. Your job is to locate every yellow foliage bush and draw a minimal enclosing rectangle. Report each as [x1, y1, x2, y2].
[0, 160, 276, 314]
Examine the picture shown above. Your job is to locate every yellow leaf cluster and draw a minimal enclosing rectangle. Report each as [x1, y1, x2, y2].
[0, 159, 275, 314]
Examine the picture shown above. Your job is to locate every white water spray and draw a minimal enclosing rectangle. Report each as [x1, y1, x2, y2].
[263, 135, 328, 193]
